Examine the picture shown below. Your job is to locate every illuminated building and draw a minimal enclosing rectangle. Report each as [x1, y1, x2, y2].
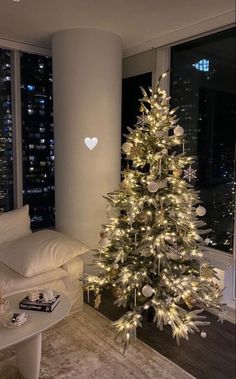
[0, 49, 13, 211]
[21, 53, 55, 228]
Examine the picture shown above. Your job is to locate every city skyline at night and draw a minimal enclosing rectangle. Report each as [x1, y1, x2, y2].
[0, 49, 13, 212]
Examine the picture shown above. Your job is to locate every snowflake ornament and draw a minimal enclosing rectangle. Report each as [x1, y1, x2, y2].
[137, 113, 146, 126]
[183, 166, 197, 182]
[217, 309, 228, 324]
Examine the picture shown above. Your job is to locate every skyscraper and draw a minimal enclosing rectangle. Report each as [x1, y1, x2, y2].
[21, 52, 54, 229]
[170, 27, 236, 253]
[0, 49, 13, 212]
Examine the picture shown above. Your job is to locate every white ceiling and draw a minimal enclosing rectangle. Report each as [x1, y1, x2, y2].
[0, 0, 235, 56]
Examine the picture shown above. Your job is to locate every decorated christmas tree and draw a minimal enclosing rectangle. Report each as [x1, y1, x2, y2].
[85, 72, 224, 351]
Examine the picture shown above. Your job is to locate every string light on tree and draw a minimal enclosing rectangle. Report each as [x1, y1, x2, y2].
[84, 71, 223, 351]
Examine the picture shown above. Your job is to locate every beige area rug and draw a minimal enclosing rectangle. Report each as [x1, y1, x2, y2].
[0, 305, 195, 379]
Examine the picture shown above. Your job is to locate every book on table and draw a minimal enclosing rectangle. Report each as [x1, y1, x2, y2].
[19, 294, 61, 312]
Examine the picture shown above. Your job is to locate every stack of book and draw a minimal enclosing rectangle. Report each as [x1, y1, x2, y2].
[19, 293, 61, 312]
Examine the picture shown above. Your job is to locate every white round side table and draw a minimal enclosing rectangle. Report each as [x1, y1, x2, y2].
[0, 292, 71, 379]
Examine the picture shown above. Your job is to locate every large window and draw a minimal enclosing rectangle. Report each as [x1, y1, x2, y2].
[0, 49, 13, 211]
[170, 27, 236, 253]
[21, 53, 54, 229]
[0, 48, 54, 228]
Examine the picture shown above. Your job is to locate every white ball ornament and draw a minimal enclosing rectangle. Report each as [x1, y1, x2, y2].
[205, 238, 211, 245]
[161, 148, 168, 155]
[200, 331, 207, 338]
[122, 142, 132, 154]
[174, 126, 184, 136]
[196, 205, 206, 217]
[148, 181, 158, 193]
[142, 284, 154, 297]
[113, 263, 119, 269]
[99, 238, 109, 248]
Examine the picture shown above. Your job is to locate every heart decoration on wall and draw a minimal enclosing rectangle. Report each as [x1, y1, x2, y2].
[84, 137, 98, 150]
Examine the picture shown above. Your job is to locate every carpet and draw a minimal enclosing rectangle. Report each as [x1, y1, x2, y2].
[0, 305, 195, 379]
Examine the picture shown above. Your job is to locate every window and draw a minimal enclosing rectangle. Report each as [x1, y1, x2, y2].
[122, 72, 152, 170]
[21, 53, 54, 229]
[0, 49, 13, 211]
[170, 27, 236, 253]
[0, 48, 54, 228]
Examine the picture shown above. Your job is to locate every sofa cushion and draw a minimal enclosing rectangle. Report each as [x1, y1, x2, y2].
[0, 229, 89, 277]
[0, 205, 31, 246]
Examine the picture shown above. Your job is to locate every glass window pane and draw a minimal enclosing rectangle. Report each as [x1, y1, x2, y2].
[170, 27, 236, 253]
[0, 48, 13, 211]
[20, 52, 54, 229]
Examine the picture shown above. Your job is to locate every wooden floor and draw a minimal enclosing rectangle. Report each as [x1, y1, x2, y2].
[85, 291, 236, 379]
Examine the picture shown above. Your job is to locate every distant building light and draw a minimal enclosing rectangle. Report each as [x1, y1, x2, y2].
[27, 188, 42, 194]
[192, 59, 209, 72]
[31, 215, 43, 222]
[27, 84, 35, 91]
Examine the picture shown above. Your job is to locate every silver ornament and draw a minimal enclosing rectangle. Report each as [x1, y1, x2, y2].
[122, 142, 132, 154]
[174, 126, 184, 136]
[148, 181, 158, 193]
[142, 284, 154, 297]
[200, 331, 207, 338]
[196, 205, 206, 217]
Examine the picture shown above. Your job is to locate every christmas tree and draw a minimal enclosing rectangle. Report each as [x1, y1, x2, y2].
[85, 72, 223, 351]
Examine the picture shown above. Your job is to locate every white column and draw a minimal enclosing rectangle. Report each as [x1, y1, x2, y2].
[52, 29, 122, 248]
